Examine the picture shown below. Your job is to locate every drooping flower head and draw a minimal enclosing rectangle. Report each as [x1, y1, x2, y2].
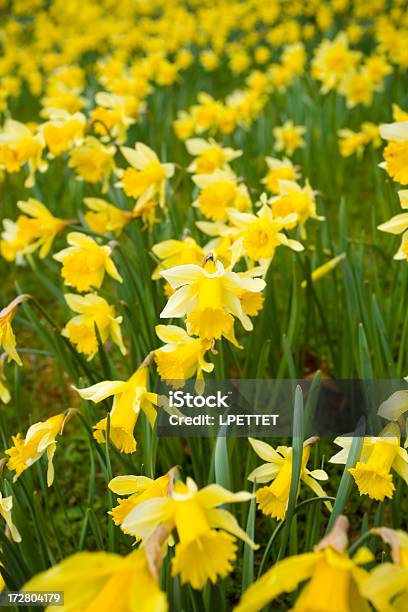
[0, 295, 30, 365]
[248, 437, 331, 520]
[75, 360, 158, 454]
[6, 410, 74, 486]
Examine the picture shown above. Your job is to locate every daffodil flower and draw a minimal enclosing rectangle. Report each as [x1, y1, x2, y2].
[154, 324, 214, 387]
[192, 169, 251, 221]
[109, 470, 173, 535]
[262, 156, 299, 194]
[83, 197, 132, 236]
[185, 138, 241, 174]
[117, 142, 174, 208]
[248, 437, 331, 520]
[228, 200, 304, 262]
[41, 109, 86, 157]
[159, 257, 265, 342]
[0, 295, 30, 365]
[54, 232, 123, 292]
[378, 388, 408, 445]
[121, 475, 257, 590]
[22, 549, 168, 611]
[62, 293, 126, 359]
[151, 237, 205, 280]
[91, 91, 137, 144]
[6, 410, 74, 486]
[361, 527, 408, 611]
[330, 423, 408, 501]
[270, 179, 324, 238]
[75, 362, 158, 454]
[235, 516, 373, 612]
[380, 121, 408, 185]
[0, 119, 47, 187]
[68, 137, 116, 191]
[273, 120, 306, 156]
[0, 492, 21, 543]
[12, 199, 69, 259]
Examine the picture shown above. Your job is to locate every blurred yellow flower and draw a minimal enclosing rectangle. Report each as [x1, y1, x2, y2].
[273, 120, 306, 156]
[118, 143, 174, 208]
[23, 549, 168, 611]
[83, 197, 132, 236]
[69, 137, 116, 190]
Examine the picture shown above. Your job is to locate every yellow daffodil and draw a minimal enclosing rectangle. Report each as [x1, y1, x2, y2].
[380, 121, 408, 185]
[311, 33, 361, 93]
[330, 423, 408, 501]
[54, 232, 123, 292]
[270, 180, 323, 237]
[185, 138, 241, 174]
[228, 199, 304, 262]
[262, 157, 299, 194]
[235, 516, 373, 612]
[91, 91, 137, 144]
[83, 197, 132, 236]
[75, 362, 158, 454]
[23, 549, 168, 611]
[121, 475, 256, 590]
[339, 69, 375, 108]
[0, 119, 47, 187]
[1, 199, 69, 261]
[362, 528, 408, 611]
[248, 437, 331, 520]
[68, 137, 116, 190]
[0, 492, 21, 543]
[159, 257, 265, 341]
[109, 470, 172, 535]
[41, 109, 86, 157]
[154, 324, 213, 386]
[0, 295, 30, 365]
[192, 169, 251, 221]
[118, 143, 174, 208]
[62, 293, 126, 359]
[273, 120, 306, 156]
[6, 411, 74, 486]
[151, 237, 205, 280]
